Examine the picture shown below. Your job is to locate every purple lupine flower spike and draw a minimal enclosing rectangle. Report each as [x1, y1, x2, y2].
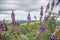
[11, 10, 15, 18]
[34, 16, 37, 19]
[2, 19, 7, 31]
[27, 13, 31, 21]
[58, 10, 60, 14]
[11, 10, 15, 20]
[40, 6, 43, 16]
[40, 10, 43, 16]
[44, 15, 48, 21]
[50, 34, 58, 40]
[51, 0, 55, 7]
[12, 20, 17, 28]
[56, 0, 60, 6]
[51, 0, 55, 11]
[39, 25, 45, 33]
[41, 6, 43, 10]
[45, 2, 50, 13]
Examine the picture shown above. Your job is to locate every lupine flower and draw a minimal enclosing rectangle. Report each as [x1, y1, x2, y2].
[45, 2, 50, 13]
[41, 6, 43, 10]
[40, 6, 43, 16]
[58, 10, 60, 14]
[27, 13, 31, 21]
[11, 10, 15, 19]
[56, 0, 60, 6]
[12, 20, 18, 28]
[2, 23, 7, 31]
[0, 26, 3, 31]
[34, 16, 37, 19]
[1, 19, 7, 31]
[39, 25, 45, 33]
[50, 34, 58, 40]
[44, 15, 48, 21]
[51, 0, 55, 11]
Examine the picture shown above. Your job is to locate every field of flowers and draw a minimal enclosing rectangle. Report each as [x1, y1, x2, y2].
[1, 22, 60, 40]
[0, 0, 60, 40]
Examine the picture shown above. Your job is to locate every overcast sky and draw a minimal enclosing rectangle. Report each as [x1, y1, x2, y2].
[0, 0, 60, 20]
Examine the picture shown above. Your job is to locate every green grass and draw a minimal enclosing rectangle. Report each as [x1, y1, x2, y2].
[3, 23, 60, 40]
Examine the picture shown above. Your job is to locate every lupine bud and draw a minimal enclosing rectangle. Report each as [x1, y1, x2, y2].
[27, 13, 31, 21]
[40, 10, 43, 16]
[11, 11, 15, 20]
[40, 6, 43, 16]
[34, 16, 37, 19]
[44, 15, 48, 21]
[51, 0, 55, 11]
[58, 10, 60, 14]
[41, 6, 43, 10]
[56, 0, 60, 6]
[45, 2, 50, 13]
[51, 0, 55, 7]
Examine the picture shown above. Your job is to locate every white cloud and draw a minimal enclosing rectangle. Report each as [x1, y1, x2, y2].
[0, 0, 60, 20]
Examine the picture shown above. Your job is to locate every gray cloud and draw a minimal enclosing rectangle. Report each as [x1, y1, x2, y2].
[0, 0, 60, 14]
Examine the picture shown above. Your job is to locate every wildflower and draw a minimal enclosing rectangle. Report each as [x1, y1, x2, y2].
[11, 20, 18, 28]
[45, 2, 50, 13]
[51, 0, 55, 11]
[27, 13, 31, 21]
[34, 16, 37, 20]
[2, 19, 7, 31]
[44, 15, 48, 21]
[50, 34, 58, 40]
[11, 10, 15, 18]
[11, 10, 15, 20]
[58, 10, 60, 14]
[40, 6, 43, 16]
[56, 0, 60, 6]
[39, 25, 46, 33]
